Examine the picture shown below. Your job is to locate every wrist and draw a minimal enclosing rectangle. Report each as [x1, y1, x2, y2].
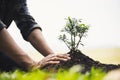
[27, 61, 37, 71]
[46, 52, 55, 56]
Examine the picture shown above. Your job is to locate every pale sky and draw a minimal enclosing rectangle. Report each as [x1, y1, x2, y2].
[8, 0, 120, 53]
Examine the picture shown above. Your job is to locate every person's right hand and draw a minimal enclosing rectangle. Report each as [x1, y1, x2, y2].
[31, 53, 71, 70]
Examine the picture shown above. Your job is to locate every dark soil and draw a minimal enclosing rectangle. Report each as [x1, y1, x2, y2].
[44, 49, 120, 73]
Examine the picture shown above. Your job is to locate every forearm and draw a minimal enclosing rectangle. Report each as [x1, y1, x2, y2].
[0, 28, 35, 70]
[28, 29, 54, 56]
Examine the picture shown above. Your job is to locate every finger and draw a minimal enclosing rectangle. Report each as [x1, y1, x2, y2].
[57, 53, 70, 57]
[56, 54, 71, 60]
[47, 54, 69, 58]
[46, 61, 60, 64]
[40, 61, 60, 69]
[47, 57, 69, 61]
[46, 54, 56, 58]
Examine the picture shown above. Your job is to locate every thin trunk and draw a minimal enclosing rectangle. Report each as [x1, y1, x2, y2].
[63, 40, 71, 50]
[71, 33, 73, 49]
[74, 33, 75, 49]
[75, 34, 83, 49]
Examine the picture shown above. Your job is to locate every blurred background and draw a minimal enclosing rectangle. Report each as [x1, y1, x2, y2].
[7, 0, 120, 64]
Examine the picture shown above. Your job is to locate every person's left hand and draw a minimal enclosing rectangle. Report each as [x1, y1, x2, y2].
[31, 53, 71, 70]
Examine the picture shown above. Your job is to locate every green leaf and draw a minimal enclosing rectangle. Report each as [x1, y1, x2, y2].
[58, 17, 89, 50]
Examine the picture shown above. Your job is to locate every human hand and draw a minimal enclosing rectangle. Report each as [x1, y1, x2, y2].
[32, 53, 71, 70]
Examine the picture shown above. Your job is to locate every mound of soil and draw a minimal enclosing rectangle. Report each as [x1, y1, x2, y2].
[44, 50, 120, 73]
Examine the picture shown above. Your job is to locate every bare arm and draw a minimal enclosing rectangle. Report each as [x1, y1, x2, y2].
[0, 28, 70, 70]
[0, 28, 35, 70]
[28, 29, 54, 56]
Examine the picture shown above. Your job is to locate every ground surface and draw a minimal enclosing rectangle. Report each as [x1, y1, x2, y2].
[44, 49, 120, 73]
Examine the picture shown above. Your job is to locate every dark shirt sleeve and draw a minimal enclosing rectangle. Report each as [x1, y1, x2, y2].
[13, 1, 42, 41]
[0, 20, 6, 31]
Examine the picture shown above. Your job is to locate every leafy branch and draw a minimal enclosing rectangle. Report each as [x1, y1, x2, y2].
[58, 17, 89, 50]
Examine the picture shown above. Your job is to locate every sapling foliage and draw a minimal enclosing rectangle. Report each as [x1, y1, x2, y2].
[59, 17, 89, 50]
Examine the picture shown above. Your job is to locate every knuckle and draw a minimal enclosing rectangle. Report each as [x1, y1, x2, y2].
[54, 57, 57, 60]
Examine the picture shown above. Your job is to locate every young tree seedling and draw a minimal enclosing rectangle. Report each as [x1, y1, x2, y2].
[59, 17, 89, 51]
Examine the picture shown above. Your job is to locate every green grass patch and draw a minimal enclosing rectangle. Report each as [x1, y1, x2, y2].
[0, 66, 106, 80]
